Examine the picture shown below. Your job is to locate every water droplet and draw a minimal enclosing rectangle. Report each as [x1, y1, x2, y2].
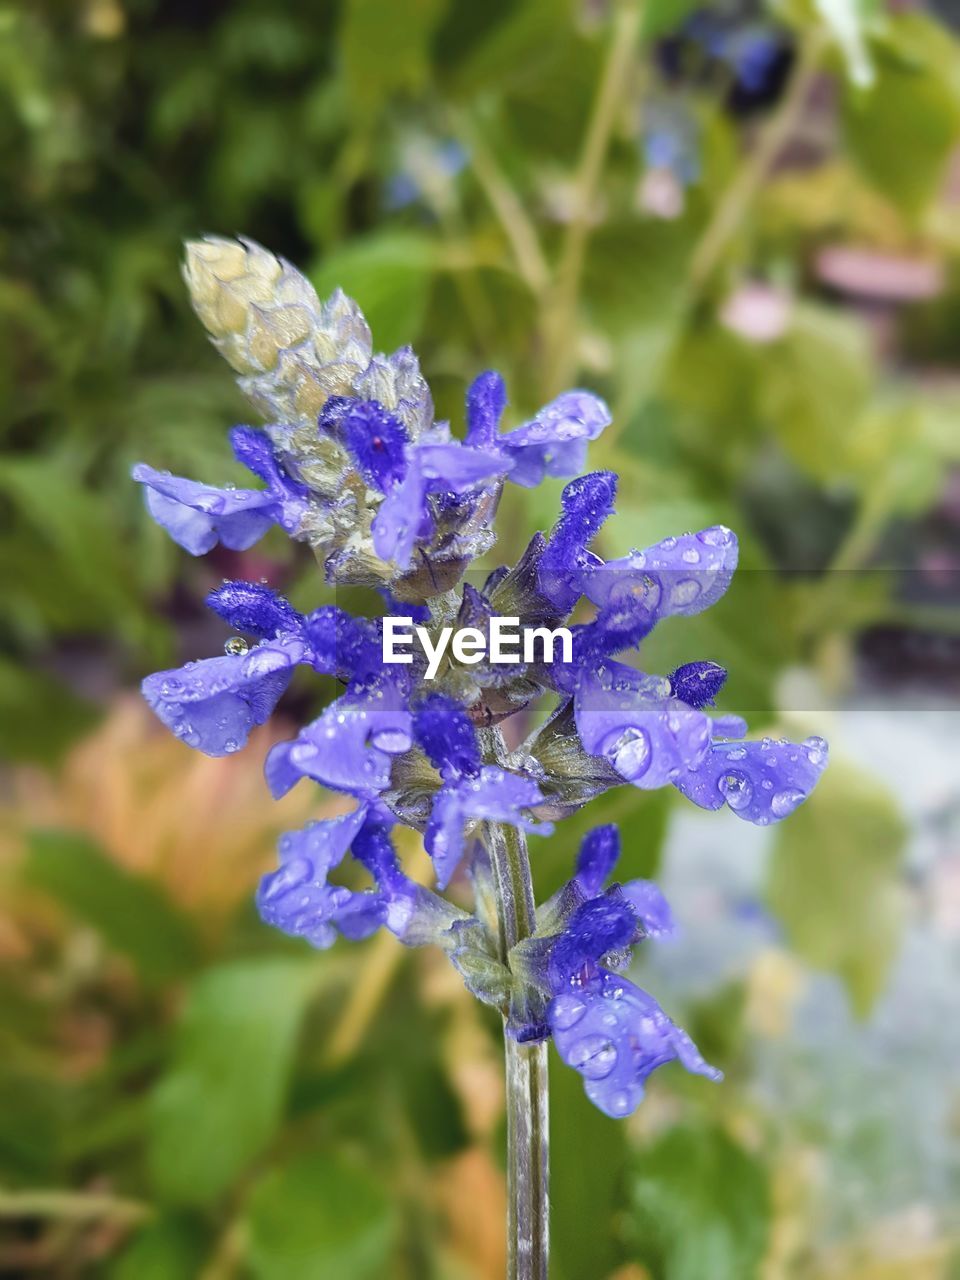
[550, 994, 587, 1031]
[681, 547, 700, 564]
[568, 1035, 617, 1080]
[804, 735, 828, 767]
[224, 738, 240, 754]
[261, 856, 313, 901]
[697, 526, 732, 547]
[671, 578, 700, 606]
[771, 788, 805, 818]
[370, 727, 412, 753]
[606, 1090, 633, 1117]
[610, 727, 651, 780]
[224, 636, 249, 656]
[718, 772, 753, 812]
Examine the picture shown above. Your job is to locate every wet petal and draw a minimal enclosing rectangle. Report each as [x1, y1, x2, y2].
[548, 970, 721, 1118]
[501, 391, 611, 488]
[673, 733, 829, 825]
[574, 664, 711, 789]
[141, 637, 304, 757]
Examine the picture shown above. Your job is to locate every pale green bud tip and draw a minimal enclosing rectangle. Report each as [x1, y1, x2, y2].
[182, 236, 283, 340]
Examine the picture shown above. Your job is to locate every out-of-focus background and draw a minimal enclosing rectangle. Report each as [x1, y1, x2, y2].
[3, 0, 960, 1276]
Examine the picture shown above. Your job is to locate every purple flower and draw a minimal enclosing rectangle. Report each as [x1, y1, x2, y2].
[547, 892, 641, 989]
[372, 432, 513, 568]
[142, 635, 307, 757]
[303, 607, 383, 680]
[669, 660, 727, 709]
[538, 472, 618, 612]
[674, 730, 829, 825]
[206, 580, 305, 640]
[549, 969, 721, 1118]
[498, 390, 612, 488]
[580, 525, 739, 621]
[426, 767, 551, 890]
[575, 663, 711, 789]
[412, 693, 482, 779]
[336, 400, 409, 492]
[133, 427, 307, 556]
[465, 370, 507, 449]
[265, 683, 413, 801]
[621, 880, 675, 938]
[257, 807, 385, 949]
[575, 824, 620, 895]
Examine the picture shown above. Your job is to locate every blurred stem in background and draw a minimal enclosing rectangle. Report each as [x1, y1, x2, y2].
[543, 0, 644, 398]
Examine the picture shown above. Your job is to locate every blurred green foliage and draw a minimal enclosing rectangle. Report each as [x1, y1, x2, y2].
[3, 0, 960, 1275]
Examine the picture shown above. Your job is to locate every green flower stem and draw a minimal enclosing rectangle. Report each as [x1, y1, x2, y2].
[504, 1034, 550, 1280]
[484, 814, 550, 1280]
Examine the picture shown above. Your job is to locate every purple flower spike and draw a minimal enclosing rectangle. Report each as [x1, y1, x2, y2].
[548, 970, 721, 1118]
[135, 236, 828, 1124]
[265, 687, 413, 800]
[500, 391, 612, 488]
[583, 525, 738, 621]
[673, 732, 829, 825]
[257, 807, 384, 949]
[133, 465, 280, 556]
[575, 663, 711, 789]
[206, 581, 304, 640]
[466, 370, 507, 448]
[576, 825, 621, 895]
[413, 694, 481, 779]
[142, 637, 306, 757]
[426, 767, 550, 889]
[669, 660, 727, 710]
[338, 400, 409, 492]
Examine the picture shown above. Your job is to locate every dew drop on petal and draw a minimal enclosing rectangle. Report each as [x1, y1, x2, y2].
[718, 772, 753, 811]
[224, 635, 249, 656]
[610, 727, 651, 780]
[568, 1035, 618, 1080]
[771, 787, 805, 818]
[550, 994, 587, 1031]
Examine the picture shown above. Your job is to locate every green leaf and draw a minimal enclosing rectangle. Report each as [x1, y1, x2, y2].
[446, 0, 566, 97]
[843, 12, 960, 213]
[0, 455, 140, 635]
[642, 0, 702, 40]
[148, 957, 328, 1206]
[0, 659, 98, 764]
[23, 831, 198, 988]
[310, 232, 435, 352]
[246, 1150, 396, 1280]
[626, 1126, 770, 1280]
[758, 305, 873, 485]
[550, 1042, 629, 1280]
[767, 761, 907, 1015]
[340, 0, 448, 121]
[109, 1216, 206, 1280]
